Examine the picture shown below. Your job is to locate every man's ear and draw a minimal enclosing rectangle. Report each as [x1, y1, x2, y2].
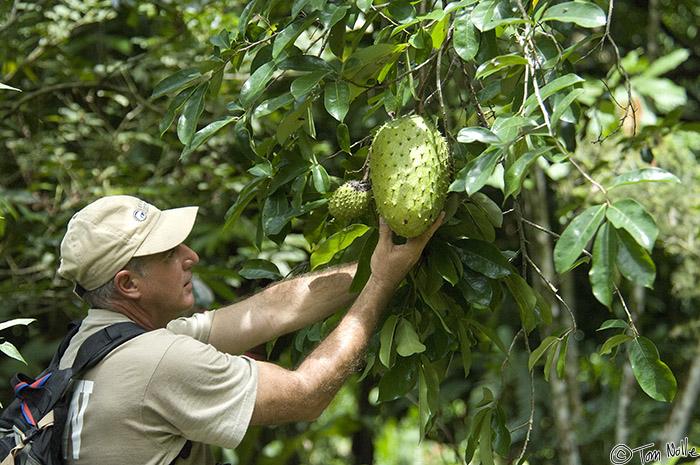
[114, 269, 141, 299]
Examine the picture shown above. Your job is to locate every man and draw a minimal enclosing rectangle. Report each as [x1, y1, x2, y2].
[56, 195, 442, 464]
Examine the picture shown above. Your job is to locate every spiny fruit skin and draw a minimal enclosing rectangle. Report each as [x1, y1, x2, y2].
[369, 115, 450, 238]
[328, 180, 372, 222]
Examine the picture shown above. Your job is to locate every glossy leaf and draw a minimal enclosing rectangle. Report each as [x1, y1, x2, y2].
[311, 164, 330, 193]
[504, 274, 537, 332]
[223, 177, 267, 233]
[589, 222, 617, 308]
[239, 259, 281, 280]
[542, 2, 607, 28]
[504, 147, 552, 200]
[553, 204, 606, 274]
[419, 356, 439, 437]
[291, 71, 329, 99]
[615, 228, 656, 288]
[629, 337, 677, 402]
[453, 7, 480, 62]
[606, 198, 658, 252]
[273, 17, 314, 59]
[457, 148, 503, 196]
[607, 167, 680, 189]
[159, 86, 196, 136]
[181, 115, 239, 160]
[529, 335, 559, 371]
[456, 127, 501, 144]
[523, 73, 585, 115]
[475, 54, 528, 80]
[395, 319, 426, 357]
[240, 62, 277, 108]
[337, 123, 351, 153]
[310, 224, 371, 270]
[597, 319, 631, 331]
[177, 82, 208, 145]
[324, 81, 351, 122]
[556, 334, 570, 379]
[378, 356, 418, 401]
[455, 239, 512, 279]
[0, 318, 35, 332]
[379, 314, 399, 368]
[151, 66, 201, 99]
[600, 333, 633, 355]
[0, 341, 27, 364]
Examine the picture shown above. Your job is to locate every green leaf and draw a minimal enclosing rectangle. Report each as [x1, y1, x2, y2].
[310, 224, 371, 270]
[589, 222, 617, 308]
[176, 82, 208, 145]
[378, 356, 418, 401]
[291, 70, 331, 99]
[628, 337, 677, 402]
[0, 318, 35, 332]
[311, 164, 330, 193]
[0, 83, 21, 92]
[223, 177, 267, 233]
[456, 127, 501, 144]
[388, 0, 416, 23]
[343, 44, 407, 84]
[455, 239, 512, 279]
[504, 147, 552, 200]
[150, 66, 201, 99]
[615, 228, 656, 288]
[457, 322, 473, 377]
[337, 123, 351, 153]
[541, 2, 607, 28]
[553, 204, 606, 274]
[606, 199, 658, 252]
[455, 148, 503, 196]
[419, 356, 440, 437]
[379, 314, 399, 368]
[468, 319, 508, 355]
[523, 73, 585, 115]
[395, 319, 426, 357]
[505, 274, 537, 332]
[644, 49, 691, 78]
[324, 81, 351, 122]
[277, 55, 334, 72]
[273, 16, 315, 59]
[240, 62, 277, 108]
[475, 54, 529, 80]
[457, 268, 493, 307]
[528, 335, 559, 371]
[556, 334, 570, 379]
[597, 319, 631, 331]
[239, 259, 281, 280]
[600, 333, 634, 355]
[181, 115, 239, 160]
[607, 167, 680, 189]
[0, 341, 27, 364]
[453, 7, 480, 62]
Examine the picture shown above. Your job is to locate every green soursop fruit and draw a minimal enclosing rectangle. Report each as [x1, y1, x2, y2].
[369, 115, 450, 237]
[328, 180, 372, 222]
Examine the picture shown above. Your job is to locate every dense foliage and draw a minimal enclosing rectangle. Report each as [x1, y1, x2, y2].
[2, 1, 700, 464]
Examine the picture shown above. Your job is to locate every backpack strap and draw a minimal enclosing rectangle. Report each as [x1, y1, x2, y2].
[70, 321, 147, 374]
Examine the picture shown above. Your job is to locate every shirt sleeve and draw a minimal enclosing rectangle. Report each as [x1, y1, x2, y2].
[141, 334, 258, 450]
[166, 310, 215, 342]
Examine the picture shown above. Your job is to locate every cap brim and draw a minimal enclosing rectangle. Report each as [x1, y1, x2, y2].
[133, 206, 199, 257]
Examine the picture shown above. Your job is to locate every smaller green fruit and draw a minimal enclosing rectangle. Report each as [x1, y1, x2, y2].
[328, 180, 372, 222]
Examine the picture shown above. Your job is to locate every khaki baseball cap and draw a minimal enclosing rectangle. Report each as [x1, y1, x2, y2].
[58, 195, 198, 296]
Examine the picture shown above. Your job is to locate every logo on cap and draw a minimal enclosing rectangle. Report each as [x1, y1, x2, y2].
[133, 200, 150, 222]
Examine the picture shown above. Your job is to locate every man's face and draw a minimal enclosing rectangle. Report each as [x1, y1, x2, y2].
[136, 244, 200, 321]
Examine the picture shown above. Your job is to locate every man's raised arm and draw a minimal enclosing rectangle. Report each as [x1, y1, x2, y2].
[250, 213, 443, 425]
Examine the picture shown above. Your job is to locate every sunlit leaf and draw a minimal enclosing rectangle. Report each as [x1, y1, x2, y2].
[606, 199, 658, 252]
[615, 228, 656, 288]
[589, 222, 617, 308]
[553, 204, 606, 273]
[542, 2, 607, 28]
[324, 81, 350, 122]
[310, 224, 371, 270]
[607, 167, 680, 189]
[239, 259, 281, 280]
[150, 67, 201, 99]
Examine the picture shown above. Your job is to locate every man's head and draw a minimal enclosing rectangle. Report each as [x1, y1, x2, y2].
[58, 195, 199, 309]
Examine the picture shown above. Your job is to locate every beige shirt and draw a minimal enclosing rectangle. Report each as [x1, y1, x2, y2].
[59, 309, 258, 465]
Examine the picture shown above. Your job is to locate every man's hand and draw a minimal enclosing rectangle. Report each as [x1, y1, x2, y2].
[370, 212, 445, 292]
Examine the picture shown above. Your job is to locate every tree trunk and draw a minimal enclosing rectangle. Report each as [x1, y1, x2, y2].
[660, 340, 700, 446]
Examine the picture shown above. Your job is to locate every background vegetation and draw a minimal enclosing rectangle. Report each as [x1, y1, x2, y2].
[2, 1, 700, 464]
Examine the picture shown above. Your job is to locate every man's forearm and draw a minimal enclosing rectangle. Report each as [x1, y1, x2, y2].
[208, 262, 358, 354]
[250, 273, 396, 425]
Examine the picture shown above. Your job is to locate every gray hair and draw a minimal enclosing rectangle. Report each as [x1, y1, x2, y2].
[82, 255, 151, 309]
